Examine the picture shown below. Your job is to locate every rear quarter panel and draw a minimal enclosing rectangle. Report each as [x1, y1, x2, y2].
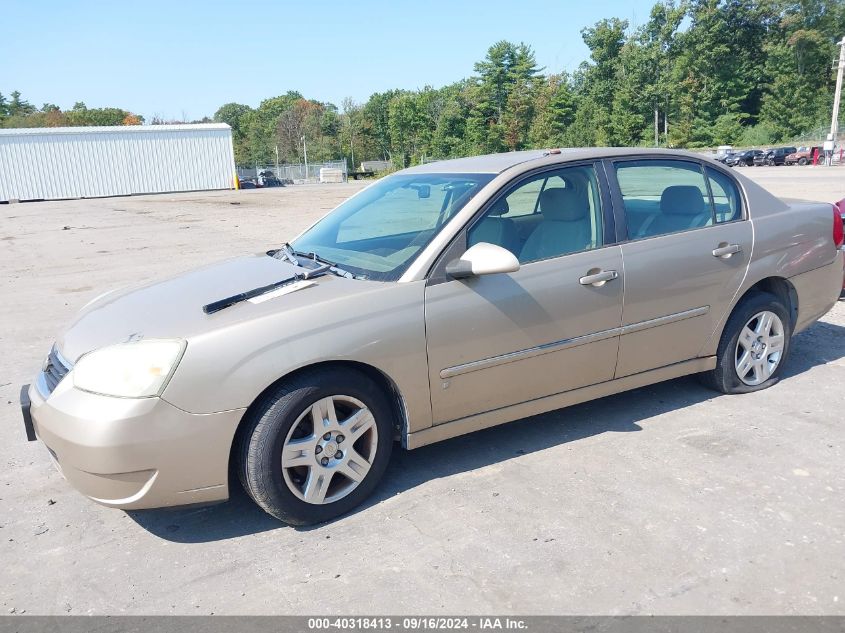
[698, 174, 842, 355]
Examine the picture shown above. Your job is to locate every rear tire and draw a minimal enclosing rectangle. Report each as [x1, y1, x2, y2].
[700, 292, 792, 394]
[237, 368, 395, 525]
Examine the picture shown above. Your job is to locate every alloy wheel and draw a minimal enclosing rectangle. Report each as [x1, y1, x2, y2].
[281, 395, 378, 505]
[734, 310, 785, 386]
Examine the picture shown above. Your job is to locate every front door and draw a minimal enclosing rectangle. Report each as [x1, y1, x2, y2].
[424, 163, 625, 424]
[609, 159, 753, 377]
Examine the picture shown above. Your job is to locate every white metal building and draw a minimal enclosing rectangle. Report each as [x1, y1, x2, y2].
[0, 123, 236, 202]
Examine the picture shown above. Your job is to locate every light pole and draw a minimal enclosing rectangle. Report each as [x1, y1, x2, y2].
[301, 135, 308, 183]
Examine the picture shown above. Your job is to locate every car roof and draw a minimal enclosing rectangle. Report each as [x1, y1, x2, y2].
[401, 147, 716, 175]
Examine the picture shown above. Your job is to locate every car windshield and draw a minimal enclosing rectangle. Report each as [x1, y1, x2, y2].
[292, 173, 493, 281]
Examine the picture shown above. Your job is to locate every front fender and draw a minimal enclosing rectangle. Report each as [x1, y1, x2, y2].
[162, 280, 434, 434]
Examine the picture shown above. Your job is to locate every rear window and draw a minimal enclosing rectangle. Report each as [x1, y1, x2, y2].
[706, 168, 743, 223]
[614, 159, 744, 239]
[614, 160, 712, 239]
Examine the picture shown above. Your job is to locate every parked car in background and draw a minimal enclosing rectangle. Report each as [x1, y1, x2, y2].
[257, 170, 284, 187]
[727, 149, 763, 167]
[715, 151, 737, 165]
[238, 172, 284, 189]
[764, 147, 798, 166]
[752, 150, 771, 166]
[785, 147, 821, 166]
[20, 148, 845, 525]
[715, 145, 734, 162]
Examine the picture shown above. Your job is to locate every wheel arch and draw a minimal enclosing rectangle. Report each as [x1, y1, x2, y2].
[739, 276, 799, 329]
[702, 276, 798, 359]
[228, 360, 409, 480]
[709, 275, 799, 353]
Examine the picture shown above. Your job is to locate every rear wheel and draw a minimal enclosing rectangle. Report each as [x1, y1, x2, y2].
[700, 292, 792, 394]
[238, 368, 394, 525]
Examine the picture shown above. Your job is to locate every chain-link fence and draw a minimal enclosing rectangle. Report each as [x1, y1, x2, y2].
[237, 161, 348, 185]
[791, 124, 844, 146]
[791, 125, 845, 165]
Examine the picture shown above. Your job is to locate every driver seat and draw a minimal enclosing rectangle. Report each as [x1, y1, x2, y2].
[469, 199, 520, 255]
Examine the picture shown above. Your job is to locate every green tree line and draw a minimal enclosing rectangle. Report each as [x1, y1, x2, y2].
[0, 92, 143, 127]
[4, 0, 844, 167]
[218, 0, 845, 167]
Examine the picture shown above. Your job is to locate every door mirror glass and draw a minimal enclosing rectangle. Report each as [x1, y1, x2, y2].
[446, 242, 520, 279]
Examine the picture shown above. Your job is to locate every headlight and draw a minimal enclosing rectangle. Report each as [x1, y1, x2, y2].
[73, 339, 185, 398]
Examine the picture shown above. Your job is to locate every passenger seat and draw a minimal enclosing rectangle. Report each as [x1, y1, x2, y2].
[520, 187, 592, 262]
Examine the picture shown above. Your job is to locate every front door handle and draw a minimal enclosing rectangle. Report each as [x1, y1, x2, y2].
[712, 243, 741, 258]
[579, 269, 618, 287]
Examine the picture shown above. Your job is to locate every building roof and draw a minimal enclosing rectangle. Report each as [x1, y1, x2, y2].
[402, 147, 711, 174]
[0, 123, 231, 137]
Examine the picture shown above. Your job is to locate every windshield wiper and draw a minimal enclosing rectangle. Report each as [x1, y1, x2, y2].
[291, 249, 357, 280]
[203, 264, 330, 315]
[273, 243, 300, 267]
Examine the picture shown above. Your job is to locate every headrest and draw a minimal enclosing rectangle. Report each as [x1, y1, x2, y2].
[488, 198, 509, 216]
[660, 186, 706, 216]
[539, 187, 590, 222]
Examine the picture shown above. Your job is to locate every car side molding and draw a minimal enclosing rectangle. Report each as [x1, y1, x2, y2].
[408, 356, 716, 449]
[440, 306, 710, 380]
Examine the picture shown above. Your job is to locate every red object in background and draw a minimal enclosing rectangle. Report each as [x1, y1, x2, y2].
[813, 147, 820, 165]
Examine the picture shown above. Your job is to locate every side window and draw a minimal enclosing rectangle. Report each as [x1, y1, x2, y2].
[467, 165, 603, 264]
[706, 168, 742, 223]
[500, 178, 543, 218]
[615, 160, 714, 239]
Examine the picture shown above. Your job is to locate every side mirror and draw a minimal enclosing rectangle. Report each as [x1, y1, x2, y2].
[446, 242, 520, 279]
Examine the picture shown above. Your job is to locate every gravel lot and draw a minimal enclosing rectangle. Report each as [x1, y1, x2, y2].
[1, 166, 844, 615]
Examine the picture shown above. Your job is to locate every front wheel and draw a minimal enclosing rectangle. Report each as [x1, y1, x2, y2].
[700, 292, 792, 394]
[237, 368, 395, 525]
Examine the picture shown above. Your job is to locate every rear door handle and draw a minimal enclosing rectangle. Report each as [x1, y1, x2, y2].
[712, 243, 741, 258]
[579, 269, 618, 287]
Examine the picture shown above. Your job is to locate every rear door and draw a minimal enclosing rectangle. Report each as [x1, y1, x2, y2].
[608, 158, 752, 377]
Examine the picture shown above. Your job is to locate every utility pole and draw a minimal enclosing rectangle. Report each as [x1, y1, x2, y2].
[829, 36, 845, 160]
[654, 104, 659, 147]
[301, 135, 308, 183]
[825, 36, 845, 165]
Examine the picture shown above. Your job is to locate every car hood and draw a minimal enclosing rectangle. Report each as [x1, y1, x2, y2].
[56, 254, 347, 363]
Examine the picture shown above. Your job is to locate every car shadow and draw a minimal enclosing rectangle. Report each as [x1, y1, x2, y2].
[781, 319, 845, 378]
[127, 320, 845, 543]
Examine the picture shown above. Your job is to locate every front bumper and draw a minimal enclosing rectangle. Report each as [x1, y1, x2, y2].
[24, 377, 245, 509]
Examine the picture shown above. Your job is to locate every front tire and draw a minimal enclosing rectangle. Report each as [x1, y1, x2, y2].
[237, 368, 395, 525]
[700, 291, 792, 394]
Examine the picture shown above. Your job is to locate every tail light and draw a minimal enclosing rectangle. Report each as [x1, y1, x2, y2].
[834, 203, 844, 248]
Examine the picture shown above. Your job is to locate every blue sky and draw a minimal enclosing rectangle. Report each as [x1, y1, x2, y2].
[2, 0, 657, 121]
